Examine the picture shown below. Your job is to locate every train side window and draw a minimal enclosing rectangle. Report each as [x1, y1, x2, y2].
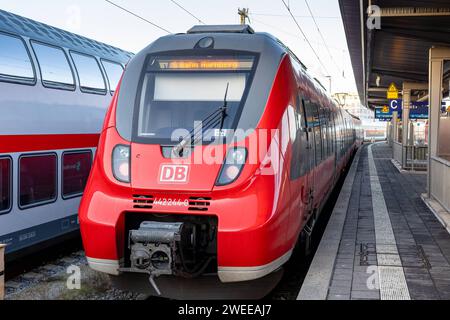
[0, 33, 35, 85]
[101, 59, 124, 94]
[0, 158, 12, 214]
[71, 52, 106, 94]
[289, 95, 309, 180]
[304, 101, 322, 164]
[318, 106, 329, 158]
[330, 110, 336, 154]
[62, 151, 92, 199]
[19, 154, 57, 208]
[31, 41, 75, 90]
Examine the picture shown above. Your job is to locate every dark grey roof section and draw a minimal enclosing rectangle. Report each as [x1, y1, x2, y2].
[339, 0, 450, 109]
[187, 24, 254, 34]
[0, 9, 133, 64]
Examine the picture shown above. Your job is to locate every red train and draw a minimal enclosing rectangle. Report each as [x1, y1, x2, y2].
[79, 25, 362, 299]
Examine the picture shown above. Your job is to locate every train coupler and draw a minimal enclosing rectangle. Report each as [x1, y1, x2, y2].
[119, 219, 216, 295]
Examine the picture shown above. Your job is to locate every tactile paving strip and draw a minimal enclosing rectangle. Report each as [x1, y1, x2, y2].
[379, 266, 411, 300]
[368, 145, 411, 300]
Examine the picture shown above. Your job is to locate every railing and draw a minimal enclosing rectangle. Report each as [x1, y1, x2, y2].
[403, 145, 428, 171]
[392, 143, 428, 171]
[393, 141, 403, 164]
[430, 156, 450, 213]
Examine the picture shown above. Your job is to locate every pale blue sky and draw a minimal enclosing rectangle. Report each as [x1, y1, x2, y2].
[0, 0, 357, 93]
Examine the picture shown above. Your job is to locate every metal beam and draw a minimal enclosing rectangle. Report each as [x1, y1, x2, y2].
[368, 98, 390, 102]
[371, 68, 428, 82]
[380, 7, 450, 17]
[380, 28, 450, 46]
[368, 87, 390, 92]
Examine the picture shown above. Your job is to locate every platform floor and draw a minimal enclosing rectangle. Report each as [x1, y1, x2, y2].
[299, 143, 450, 300]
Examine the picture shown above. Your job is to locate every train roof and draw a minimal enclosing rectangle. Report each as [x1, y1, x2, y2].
[177, 25, 332, 101]
[0, 9, 133, 64]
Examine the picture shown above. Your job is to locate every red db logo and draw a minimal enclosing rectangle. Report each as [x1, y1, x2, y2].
[159, 165, 189, 183]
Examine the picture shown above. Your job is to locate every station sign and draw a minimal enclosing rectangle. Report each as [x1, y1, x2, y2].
[375, 106, 393, 121]
[409, 101, 429, 120]
[374, 99, 403, 121]
[387, 83, 399, 100]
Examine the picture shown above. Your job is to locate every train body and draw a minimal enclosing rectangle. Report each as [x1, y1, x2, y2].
[0, 10, 131, 258]
[79, 25, 362, 299]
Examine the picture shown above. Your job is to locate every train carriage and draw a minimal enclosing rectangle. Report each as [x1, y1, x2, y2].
[0, 9, 132, 258]
[79, 24, 362, 299]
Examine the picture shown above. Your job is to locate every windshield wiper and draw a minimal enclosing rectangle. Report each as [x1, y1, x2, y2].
[172, 83, 230, 157]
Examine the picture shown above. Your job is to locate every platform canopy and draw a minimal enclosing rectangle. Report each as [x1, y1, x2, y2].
[339, 0, 450, 109]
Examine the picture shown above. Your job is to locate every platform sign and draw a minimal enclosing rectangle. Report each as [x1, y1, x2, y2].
[387, 83, 399, 100]
[390, 99, 402, 114]
[375, 99, 403, 121]
[375, 106, 397, 121]
[410, 102, 429, 120]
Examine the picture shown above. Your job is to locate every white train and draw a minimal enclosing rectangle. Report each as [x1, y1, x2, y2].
[0, 9, 132, 259]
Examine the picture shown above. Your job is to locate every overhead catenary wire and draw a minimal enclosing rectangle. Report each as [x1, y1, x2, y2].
[169, 0, 206, 25]
[304, 0, 342, 74]
[252, 13, 340, 19]
[280, 0, 329, 76]
[104, 0, 172, 34]
[251, 16, 348, 53]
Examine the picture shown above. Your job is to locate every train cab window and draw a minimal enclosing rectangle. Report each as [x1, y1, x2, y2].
[31, 42, 75, 90]
[71, 52, 106, 94]
[62, 151, 92, 198]
[0, 33, 35, 84]
[19, 154, 57, 208]
[135, 54, 257, 144]
[0, 158, 12, 214]
[101, 59, 124, 94]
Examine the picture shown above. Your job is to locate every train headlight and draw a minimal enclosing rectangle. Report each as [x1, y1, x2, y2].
[216, 148, 247, 186]
[112, 145, 130, 183]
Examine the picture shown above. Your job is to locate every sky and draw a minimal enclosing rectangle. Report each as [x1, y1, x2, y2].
[0, 0, 357, 94]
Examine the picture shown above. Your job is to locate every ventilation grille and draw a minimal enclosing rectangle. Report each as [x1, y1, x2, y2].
[133, 195, 154, 209]
[188, 197, 212, 212]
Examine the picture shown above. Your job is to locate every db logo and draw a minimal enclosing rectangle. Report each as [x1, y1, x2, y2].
[159, 165, 189, 183]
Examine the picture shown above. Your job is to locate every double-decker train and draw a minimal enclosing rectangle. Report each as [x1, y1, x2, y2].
[79, 25, 362, 299]
[0, 10, 132, 259]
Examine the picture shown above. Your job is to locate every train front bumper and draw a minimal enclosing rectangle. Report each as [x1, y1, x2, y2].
[80, 183, 292, 283]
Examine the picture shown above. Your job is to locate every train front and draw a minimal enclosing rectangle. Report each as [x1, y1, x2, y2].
[79, 26, 293, 298]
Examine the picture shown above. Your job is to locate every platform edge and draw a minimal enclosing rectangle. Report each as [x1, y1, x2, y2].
[297, 147, 362, 300]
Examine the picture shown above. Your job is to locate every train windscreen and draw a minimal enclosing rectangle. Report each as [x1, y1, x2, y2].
[135, 55, 257, 144]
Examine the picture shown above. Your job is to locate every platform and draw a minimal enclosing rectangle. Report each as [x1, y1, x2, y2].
[299, 143, 450, 300]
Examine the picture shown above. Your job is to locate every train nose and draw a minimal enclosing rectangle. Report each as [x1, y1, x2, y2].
[131, 143, 224, 192]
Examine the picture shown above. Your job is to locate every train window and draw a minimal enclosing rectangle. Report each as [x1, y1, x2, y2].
[136, 54, 257, 144]
[0, 33, 35, 84]
[19, 154, 57, 208]
[101, 59, 124, 93]
[304, 100, 322, 164]
[0, 158, 12, 214]
[31, 42, 75, 90]
[71, 52, 106, 94]
[62, 151, 92, 198]
[318, 106, 329, 158]
[289, 96, 309, 180]
[329, 110, 336, 154]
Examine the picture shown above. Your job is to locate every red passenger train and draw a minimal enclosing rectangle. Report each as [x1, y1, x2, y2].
[79, 25, 362, 299]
